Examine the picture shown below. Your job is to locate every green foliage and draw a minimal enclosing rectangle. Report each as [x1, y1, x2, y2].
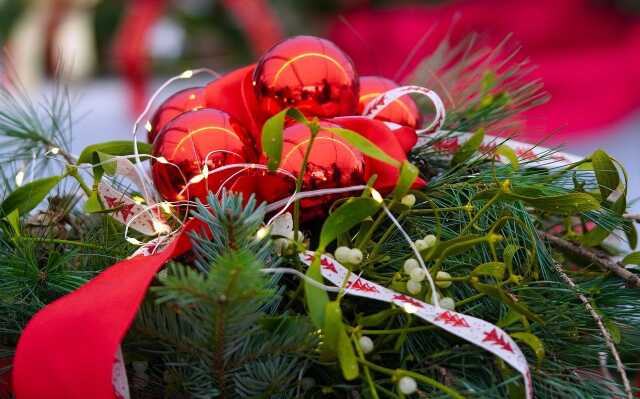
[132, 192, 317, 398]
[76, 140, 152, 164]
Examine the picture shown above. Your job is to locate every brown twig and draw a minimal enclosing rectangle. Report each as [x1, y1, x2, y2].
[538, 230, 640, 288]
[550, 261, 633, 399]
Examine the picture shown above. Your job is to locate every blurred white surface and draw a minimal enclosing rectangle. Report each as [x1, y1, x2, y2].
[56, 79, 640, 212]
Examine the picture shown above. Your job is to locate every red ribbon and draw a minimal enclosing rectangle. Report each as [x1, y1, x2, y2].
[12, 65, 420, 398]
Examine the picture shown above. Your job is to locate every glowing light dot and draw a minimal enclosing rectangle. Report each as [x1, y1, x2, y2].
[145, 121, 152, 132]
[189, 174, 205, 184]
[157, 156, 169, 164]
[126, 237, 144, 245]
[180, 70, 193, 78]
[371, 189, 383, 204]
[132, 195, 145, 204]
[15, 170, 25, 186]
[50, 147, 60, 155]
[403, 303, 417, 314]
[256, 227, 269, 240]
[152, 219, 171, 235]
[159, 201, 172, 213]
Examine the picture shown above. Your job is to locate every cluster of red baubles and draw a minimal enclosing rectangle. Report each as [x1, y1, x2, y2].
[149, 35, 424, 215]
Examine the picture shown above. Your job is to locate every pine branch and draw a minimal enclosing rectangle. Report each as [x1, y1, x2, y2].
[539, 230, 640, 288]
[550, 261, 633, 399]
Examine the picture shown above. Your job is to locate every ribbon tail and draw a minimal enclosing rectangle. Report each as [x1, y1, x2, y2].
[12, 225, 195, 399]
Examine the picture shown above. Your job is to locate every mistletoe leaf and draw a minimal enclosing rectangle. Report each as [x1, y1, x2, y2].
[261, 108, 306, 171]
[495, 145, 519, 169]
[319, 197, 380, 251]
[337, 328, 359, 380]
[511, 332, 545, 364]
[472, 281, 544, 325]
[77, 141, 151, 164]
[1, 175, 63, 215]
[393, 161, 419, 200]
[304, 254, 330, 329]
[471, 262, 506, 280]
[622, 252, 640, 265]
[591, 149, 619, 200]
[451, 128, 485, 166]
[324, 127, 400, 168]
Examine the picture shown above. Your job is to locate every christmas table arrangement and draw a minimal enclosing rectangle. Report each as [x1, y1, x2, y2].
[1, 35, 639, 399]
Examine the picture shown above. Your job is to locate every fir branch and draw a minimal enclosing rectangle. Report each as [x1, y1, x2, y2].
[539, 230, 640, 288]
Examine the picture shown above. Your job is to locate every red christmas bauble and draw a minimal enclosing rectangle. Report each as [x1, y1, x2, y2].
[258, 121, 366, 218]
[148, 87, 206, 143]
[253, 35, 359, 120]
[152, 109, 257, 203]
[357, 76, 421, 129]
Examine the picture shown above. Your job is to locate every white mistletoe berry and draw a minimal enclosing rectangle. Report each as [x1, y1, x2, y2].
[423, 234, 436, 248]
[359, 335, 374, 354]
[406, 280, 422, 294]
[440, 297, 456, 310]
[401, 194, 416, 208]
[335, 246, 352, 264]
[403, 258, 419, 274]
[398, 376, 418, 395]
[349, 248, 363, 265]
[414, 239, 428, 251]
[436, 271, 452, 288]
[409, 267, 426, 282]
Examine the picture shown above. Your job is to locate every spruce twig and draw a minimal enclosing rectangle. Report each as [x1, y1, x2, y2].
[539, 230, 640, 288]
[550, 261, 633, 399]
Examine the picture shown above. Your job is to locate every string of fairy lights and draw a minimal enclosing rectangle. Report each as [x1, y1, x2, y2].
[15, 68, 449, 305]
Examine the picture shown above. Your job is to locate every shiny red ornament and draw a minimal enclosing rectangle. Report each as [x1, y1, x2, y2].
[253, 35, 359, 120]
[148, 87, 206, 143]
[357, 76, 421, 129]
[258, 121, 366, 218]
[152, 108, 257, 203]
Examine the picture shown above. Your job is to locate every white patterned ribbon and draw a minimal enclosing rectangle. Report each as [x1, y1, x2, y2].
[299, 251, 534, 399]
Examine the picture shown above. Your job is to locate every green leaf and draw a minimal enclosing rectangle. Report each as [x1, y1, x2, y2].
[1, 175, 63, 215]
[622, 252, 640, 265]
[97, 152, 118, 176]
[505, 191, 600, 215]
[84, 191, 103, 213]
[319, 197, 380, 251]
[4, 209, 20, 236]
[604, 319, 621, 344]
[77, 141, 152, 164]
[624, 220, 638, 250]
[322, 301, 342, 356]
[324, 127, 400, 168]
[495, 145, 519, 169]
[392, 161, 419, 200]
[471, 262, 506, 280]
[472, 282, 544, 325]
[511, 332, 545, 364]
[337, 329, 359, 380]
[304, 254, 330, 329]
[357, 308, 394, 327]
[591, 149, 619, 200]
[451, 128, 485, 166]
[260, 108, 302, 171]
[425, 235, 482, 260]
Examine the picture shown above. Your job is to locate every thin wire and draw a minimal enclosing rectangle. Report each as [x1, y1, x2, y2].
[382, 204, 439, 307]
